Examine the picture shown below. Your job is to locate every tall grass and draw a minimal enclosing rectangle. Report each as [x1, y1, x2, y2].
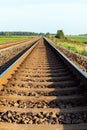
[53, 39, 87, 57]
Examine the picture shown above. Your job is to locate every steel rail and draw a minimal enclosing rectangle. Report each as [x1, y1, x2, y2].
[0, 40, 39, 90]
[0, 37, 87, 130]
[45, 37, 87, 85]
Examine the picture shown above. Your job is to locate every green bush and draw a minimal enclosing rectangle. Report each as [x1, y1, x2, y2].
[55, 30, 65, 39]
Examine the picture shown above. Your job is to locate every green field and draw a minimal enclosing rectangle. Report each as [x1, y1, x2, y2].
[0, 36, 34, 44]
[50, 36, 87, 57]
[68, 36, 87, 44]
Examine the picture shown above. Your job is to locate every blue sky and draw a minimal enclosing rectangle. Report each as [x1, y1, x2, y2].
[0, 0, 87, 35]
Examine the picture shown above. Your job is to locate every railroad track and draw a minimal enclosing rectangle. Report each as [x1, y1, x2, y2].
[0, 38, 35, 50]
[0, 37, 87, 130]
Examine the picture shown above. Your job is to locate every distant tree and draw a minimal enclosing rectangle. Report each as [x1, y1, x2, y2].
[6, 32, 10, 37]
[56, 30, 65, 39]
[46, 32, 50, 37]
[39, 33, 45, 36]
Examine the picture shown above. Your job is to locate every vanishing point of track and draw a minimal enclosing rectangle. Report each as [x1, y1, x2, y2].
[0, 38, 87, 130]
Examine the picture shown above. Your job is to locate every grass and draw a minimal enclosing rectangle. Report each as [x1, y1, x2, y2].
[0, 36, 34, 44]
[50, 37, 87, 57]
[79, 50, 87, 56]
[67, 36, 87, 44]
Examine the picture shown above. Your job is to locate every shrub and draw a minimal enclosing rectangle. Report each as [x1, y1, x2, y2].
[55, 30, 65, 39]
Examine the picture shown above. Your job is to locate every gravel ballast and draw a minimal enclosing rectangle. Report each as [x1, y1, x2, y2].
[0, 39, 37, 67]
[0, 111, 87, 124]
[53, 44, 87, 73]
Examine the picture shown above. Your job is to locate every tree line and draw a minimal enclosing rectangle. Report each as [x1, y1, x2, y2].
[0, 30, 65, 39]
[0, 32, 45, 36]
